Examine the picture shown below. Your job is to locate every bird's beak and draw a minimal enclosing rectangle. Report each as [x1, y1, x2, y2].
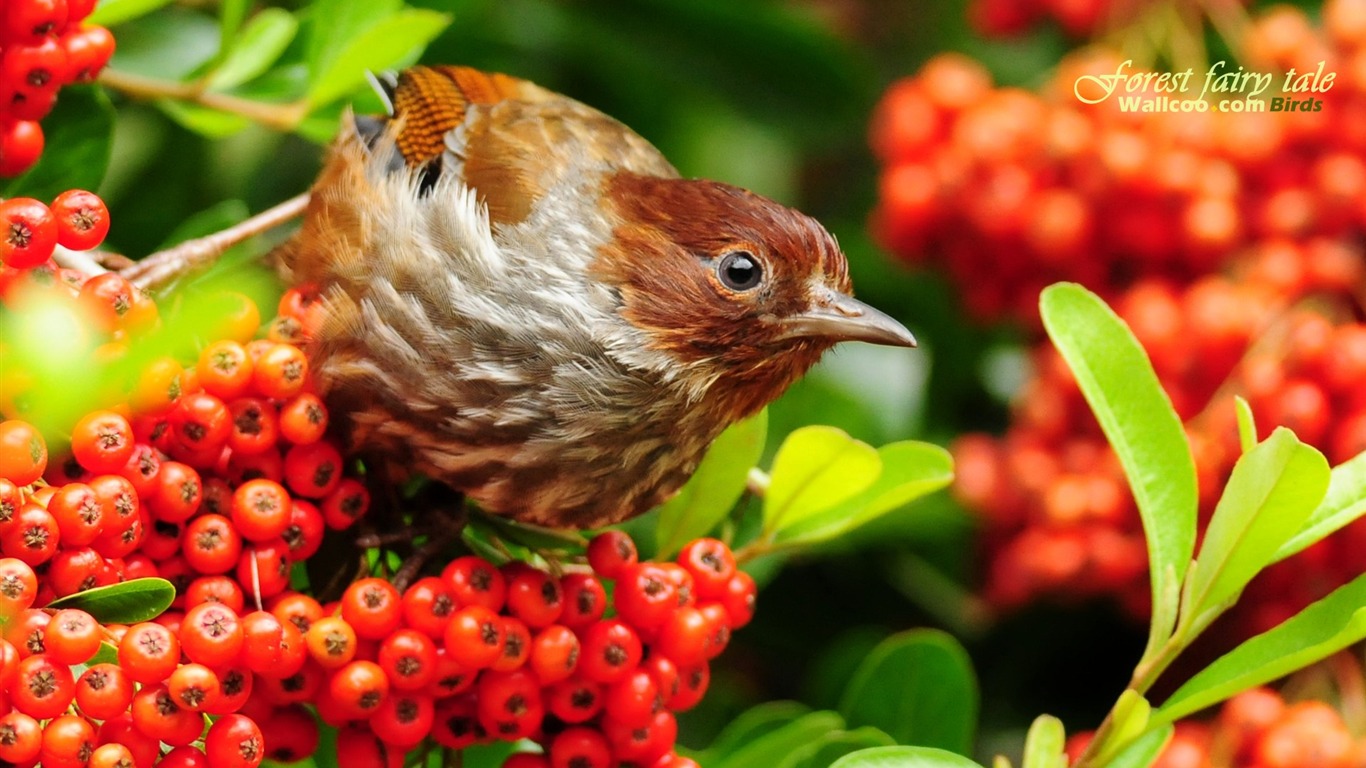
[777, 290, 917, 348]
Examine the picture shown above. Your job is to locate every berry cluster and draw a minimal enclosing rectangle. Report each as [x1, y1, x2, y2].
[967, 0, 1115, 38]
[1068, 687, 1361, 768]
[870, 1, 1366, 325]
[242, 531, 753, 768]
[954, 275, 1366, 632]
[1, 0, 114, 176]
[0, 189, 111, 271]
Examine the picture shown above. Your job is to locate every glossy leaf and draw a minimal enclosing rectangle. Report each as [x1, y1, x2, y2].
[774, 441, 953, 545]
[1092, 691, 1152, 766]
[207, 9, 300, 91]
[157, 100, 252, 138]
[781, 728, 897, 768]
[1106, 725, 1173, 768]
[306, 9, 452, 108]
[1234, 396, 1256, 454]
[839, 629, 978, 755]
[88, 0, 178, 26]
[695, 701, 814, 767]
[763, 426, 880, 535]
[1040, 283, 1197, 653]
[1022, 716, 1066, 768]
[710, 711, 848, 768]
[830, 746, 985, 768]
[306, 0, 400, 80]
[1182, 428, 1328, 632]
[656, 409, 767, 557]
[46, 578, 175, 624]
[4, 87, 114, 201]
[1156, 572, 1366, 724]
[1275, 449, 1366, 562]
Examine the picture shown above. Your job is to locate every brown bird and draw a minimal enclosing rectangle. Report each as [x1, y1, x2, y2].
[271, 65, 916, 530]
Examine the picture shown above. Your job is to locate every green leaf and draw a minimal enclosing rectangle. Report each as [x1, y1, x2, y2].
[207, 9, 300, 91]
[1276, 449, 1366, 562]
[157, 100, 252, 138]
[306, 9, 452, 108]
[774, 441, 953, 545]
[839, 629, 978, 755]
[88, 0, 178, 26]
[46, 578, 175, 624]
[219, 0, 251, 50]
[3, 86, 114, 201]
[656, 410, 767, 557]
[1022, 716, 1066, 768]
[1156, 571, 1366, 724]
[780, 728, 897, 768]
[1092, 691, 1152, 766]
[710, 711, 848, 768]
[763, 426, 880, 535]
[306, 0, 401, 80]
[830, 746, 985, 768]
[1235, 396, 1257, 454]
[1182, 428, 1329, 633]
[698, 701, 813, 766]
[1106, 725, 1173, 768]
[1039, 283, 1197, 654]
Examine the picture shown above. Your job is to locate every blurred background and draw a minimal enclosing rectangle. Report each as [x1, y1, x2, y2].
[89, 0, 1366, 761]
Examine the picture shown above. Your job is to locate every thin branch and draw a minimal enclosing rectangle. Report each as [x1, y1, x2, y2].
[121, 193, 310, 292]
[97, 68, 310, 131]
[51, 245, 108, 277]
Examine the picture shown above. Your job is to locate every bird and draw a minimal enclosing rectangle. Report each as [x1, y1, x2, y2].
[270, 65, 917, 530]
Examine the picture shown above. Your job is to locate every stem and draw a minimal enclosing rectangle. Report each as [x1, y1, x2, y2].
[51, 245, 108, 276]
[746, 467, 770, 497]
[120, 193, 310, 292]
[97, 68, 311, 131]
[1073, 636, 1186, 768]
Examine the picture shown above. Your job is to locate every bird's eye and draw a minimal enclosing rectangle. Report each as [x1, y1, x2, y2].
[717, 251, 763, 291]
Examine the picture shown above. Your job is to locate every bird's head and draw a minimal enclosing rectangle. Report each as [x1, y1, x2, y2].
[594, 172, 916, 422]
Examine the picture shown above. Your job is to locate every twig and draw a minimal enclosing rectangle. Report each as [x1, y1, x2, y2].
[51, 245, 108, 276]
[121, 193, 310, 292]
[97, 68, 310, 131]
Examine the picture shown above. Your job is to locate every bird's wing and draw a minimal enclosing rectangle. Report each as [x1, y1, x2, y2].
[364, 65, 678, 228]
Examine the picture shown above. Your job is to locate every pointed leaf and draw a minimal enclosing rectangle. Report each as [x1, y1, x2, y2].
[1093, 691, 1152, 766]
[700, 700, 812, 765]
[1040, 283, 1197, 652]
[88, 0, 178, 26]
[1235, 397, 1257, 454]
[656, 409, 767, 557]
[1276, 449, 1366, 562]
[1107, 725, 1174, 768]
[1183, 428, 1329, 627]
[710, 711, 847, 768]
[46, 579, 175, 624]
[774, 441, 953, 545]
[207, 9, 299, 91]
[839, 629, 978, 755]
[763, 426, 880, 535]
[1022, 716, 1066, 768]
[1156, 571, 1366, 724]
[830, 746, 985, 768]
[781, 728, 898, 768]
[306, 10, 452, 108]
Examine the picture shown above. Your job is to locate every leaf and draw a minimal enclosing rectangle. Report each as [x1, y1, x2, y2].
[3, 86, 114, 201]
[1156, 571, 1366, 724]
[830, 746, 985, 768]
[1182, 428, 1329, 632]
[1275, 449, 1366, 562]
[207, 9, 300, 91]
[1235, 396, 1257, 454]
[305, 0, 401, 80]
[306, 9, 452, 108]
[46, 578, 175, 624]
[703, 701, 813, 762]
[763, 426, 880, 535]
[1092, 691, 1152, 766]
[1022, 716, 1066, 768]
[157, 100, 252, 138]
[839, 629, 978, 755]
[710, 711, 848, 768]
[774, 440, 953, 545]
[1106, 725, 1173, 768]
[219, 0, 251, 50]
[88, 0, 178, 26]
[781, 728, 897, 768]
[1039, 283, 1197, 654]
[656, 409, 767, 557]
